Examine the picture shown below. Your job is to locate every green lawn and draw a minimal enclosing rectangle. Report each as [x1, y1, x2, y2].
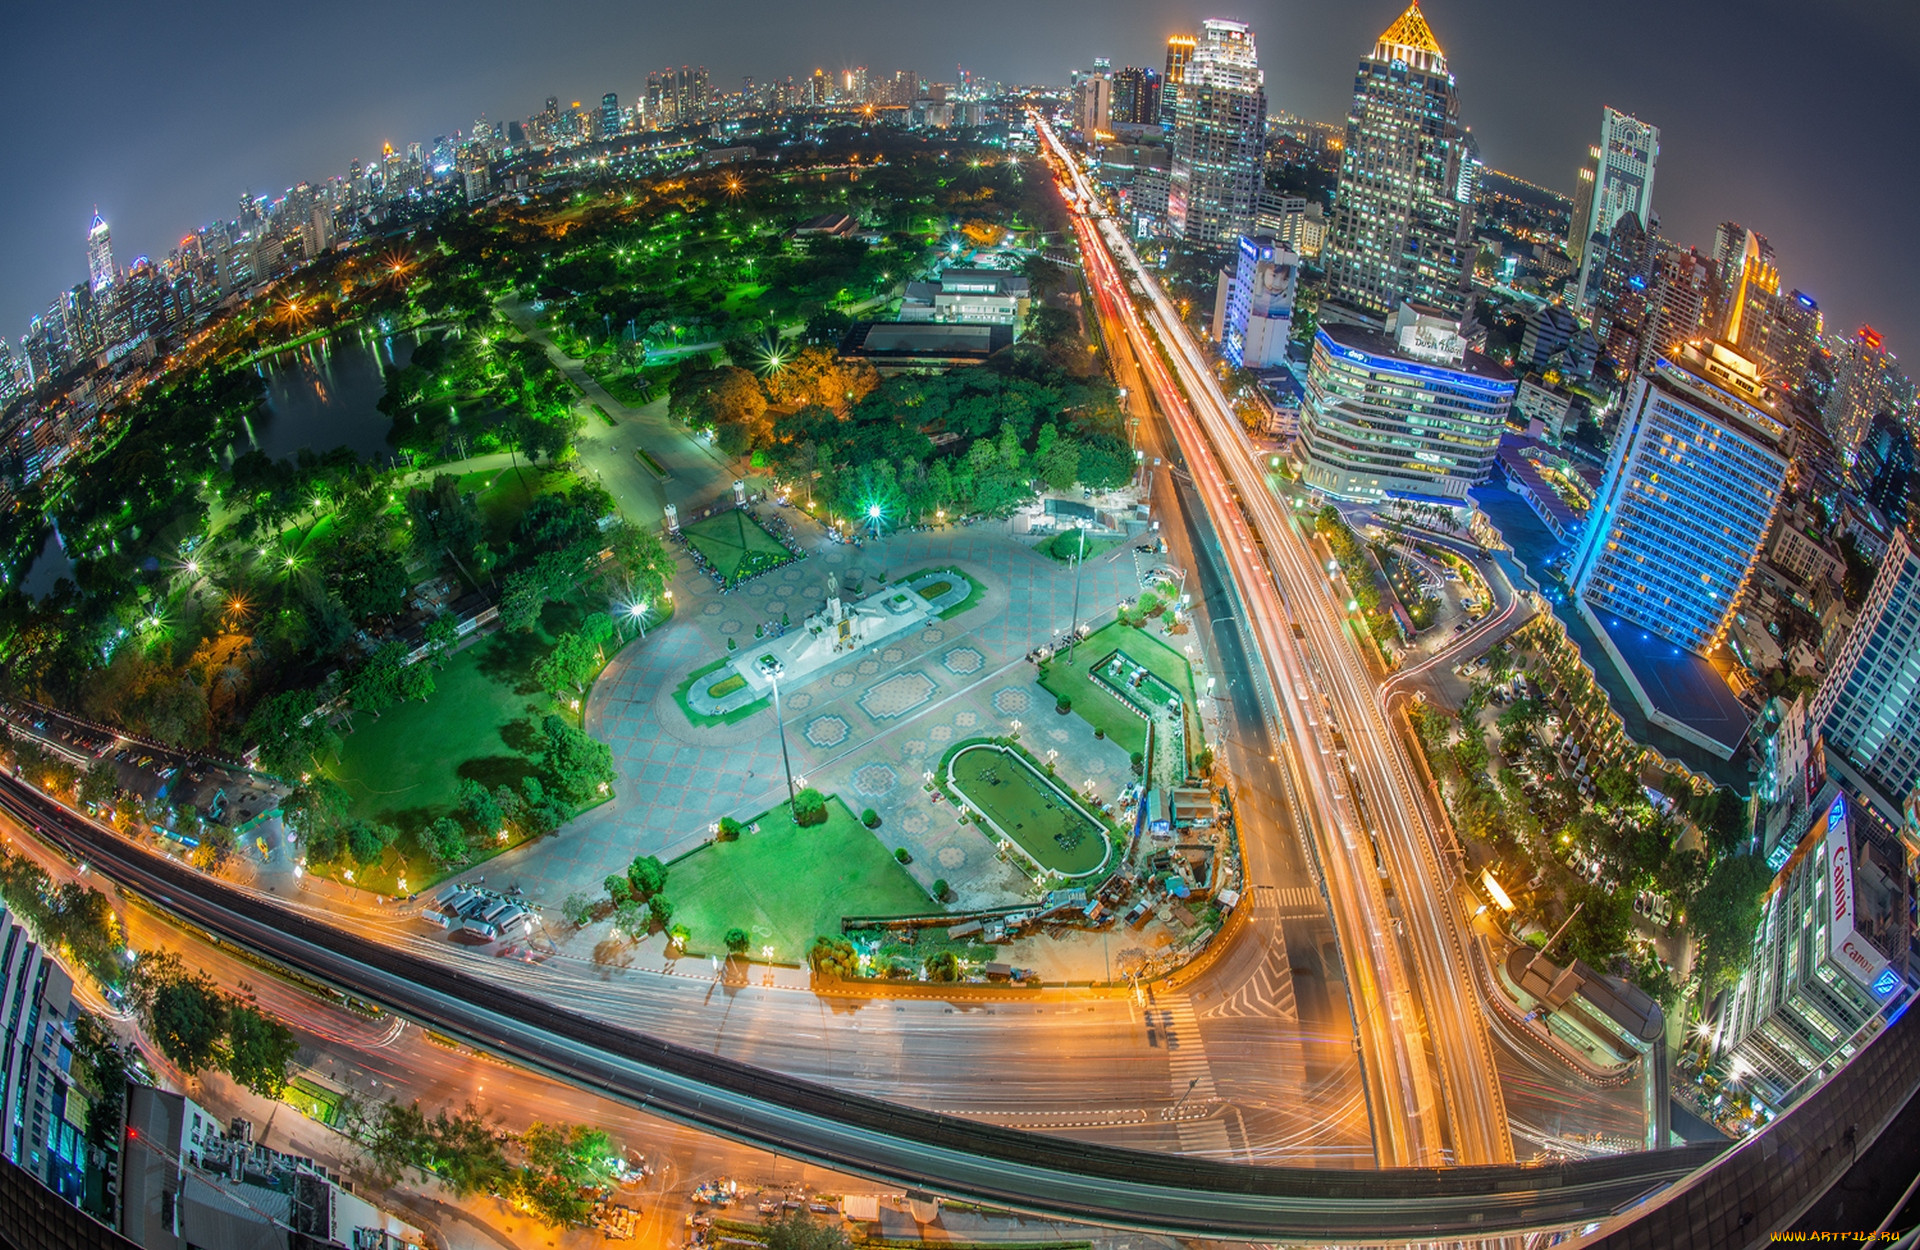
[900, 565, 986, 620]
[1037, 620, 1197, 760]
[324, 594, 596, 893]
[682, 510, 795, 584]
[949, 744, 1110, 877]
[669, 797, 932, 961]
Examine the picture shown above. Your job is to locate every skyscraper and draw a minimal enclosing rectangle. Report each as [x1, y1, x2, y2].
[1217, 235, 1297, 369]
[600, 92, 621, 140]
[1567, 107, 1659, 281]
[1296, 302, 1515, 500]
[1814, 528, 1920, 815]
[1585, 210, 1655, 373]
[1852, 411, 1915, 527]
[1166, 20, 1265, 248]
[1073, 75, 1111, 137]
[1161, 34, 1195, 128]
[1717, 791, 1910, 1104]
[1569, 339, 1789, 656]
[1321, 2, 1475, 321]
[86, 211, 114, 295]
[1822, 325, 1905, 454]
[1112, 66, 1161, 127]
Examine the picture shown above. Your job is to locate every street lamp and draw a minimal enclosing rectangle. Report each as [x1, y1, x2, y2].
[1065, 524, 1087, 666]
[627, 599, 651, 638]
[767, 662, 797, 808]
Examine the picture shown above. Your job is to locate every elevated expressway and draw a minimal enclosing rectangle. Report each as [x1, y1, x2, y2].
[0, 774, 1722, 1242]
[1038, 117, 1508, 1171]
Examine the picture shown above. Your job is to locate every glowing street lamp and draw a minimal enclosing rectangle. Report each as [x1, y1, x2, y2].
[627, 599, 651, 638]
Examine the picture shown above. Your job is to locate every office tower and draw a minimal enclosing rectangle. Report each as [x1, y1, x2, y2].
[1161, 33, 1195, 127]
[1167, 19, 1266, 247]
[600, 92, 620, 139]
[1113, 66, 1161, 126]
[1815, 528, 1920, 813]
[1217, 235, 1297, 368]
[1646, 247, 1716, 359]
[86, 211, 114, 294]
[0, 906, 83, 1203]
[1566, 144, 1599, 268]
[1714, 222, 1776, 297]
[1321, 2, 1475, 321]
[1823, 326, 1904, 454]
[1566, 108, 1659, 275]
[1771, 291, 1823, 393]
[1718, 790, 1910, 1105]
[1297, 302, 1515, 500]
[1853, 412, 1915, 527]
[1569, 339, 1789, 655]
[1584, 210, 1654, 371]
[1074, 75, 1111, 136]
[1521, 303, 1579, 366]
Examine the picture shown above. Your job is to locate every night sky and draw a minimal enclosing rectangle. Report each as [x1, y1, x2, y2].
[3, 0, 1914, 359]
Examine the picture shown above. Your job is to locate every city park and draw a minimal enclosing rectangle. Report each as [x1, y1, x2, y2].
[0, 125, 1223, 995]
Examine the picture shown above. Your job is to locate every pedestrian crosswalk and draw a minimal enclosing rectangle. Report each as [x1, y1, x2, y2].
[1159, 999, 1234, 1157]
[1266, 885, 1322, 914]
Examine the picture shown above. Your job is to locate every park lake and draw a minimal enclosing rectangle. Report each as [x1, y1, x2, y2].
[249, 330, 418, 462]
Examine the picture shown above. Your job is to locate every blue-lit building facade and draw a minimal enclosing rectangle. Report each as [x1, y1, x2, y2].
[1569, 340, 1788, 655]
[1718, 789, 1911, 1106]
[1812, 527, 1920, 818]
[1219, 234, 1296, 369]
[1296, 305, 1514, 501]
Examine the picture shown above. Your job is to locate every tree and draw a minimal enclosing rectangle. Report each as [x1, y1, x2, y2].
[129, 953, 227, 1074]
[724, 927, 750, 954]
[809, 936, 858, 978]
[79, 758, 119, 807]
[460, 777, 504, 835]
[861, 807, 881, 828]
[603, 874, 630, 905]
[422, 613, 460, 667]
[647, 895, 674, 929]
[430, 1104, 511, 1197]
[422, 817, 470, 868]
[350, 641, 413, 718]
[535, 632, 603, 696]
[224, 1001, 298, 1098]
[612, 899, 648, 942]
[716, 816, 743, 842]
[1692, 853, 1774, 991]
[190, 825, 237, 874]
[764, 1208, 853, 1250]
[625, 854, 667, 902]
[541, 715, 614, 804]
[355, 1100, 434, 1188]
[791, 787, 828, 827]
[246, 688, 337, 778]
[561, 892, 596, 926]
[283, 776, 350, 844]
[670, 365, 770, 454]
[931, 878, 950, 902]
[497, 570, 547, 633]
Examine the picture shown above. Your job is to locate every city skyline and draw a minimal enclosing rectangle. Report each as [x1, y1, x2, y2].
[1, 0, 1916, 355]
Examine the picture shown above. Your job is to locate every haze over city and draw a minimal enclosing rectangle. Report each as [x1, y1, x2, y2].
[0, 2, 1916, 1248]
[5, 0, 1919, 352]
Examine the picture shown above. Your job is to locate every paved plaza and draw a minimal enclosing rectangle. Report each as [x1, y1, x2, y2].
[474, 523, 1146, 914]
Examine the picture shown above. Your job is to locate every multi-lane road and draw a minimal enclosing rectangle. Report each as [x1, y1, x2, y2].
[1038, 116, 1511, 1170]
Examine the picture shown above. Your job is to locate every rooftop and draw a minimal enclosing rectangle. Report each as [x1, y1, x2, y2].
[1317, 322, 1513, 385]
[1592, 612, 1754, 757]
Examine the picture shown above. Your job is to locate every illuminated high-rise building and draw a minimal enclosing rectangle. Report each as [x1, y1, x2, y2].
[1073, 74, 1111, 137]
[600, 92, 620, 140]
[86, 210, 115, 295]
[1112, 66, 1161, 126]
[1771, 291, 1823, 393]
[1161, 33, 1195, 128]
[1217, 235, 1297, 368]
[1823, 325, 1904, 454]
[1814, 528, 1920, 819]
[1570, 339, 1789, 657]
[1297, 302, 1514, 501]
[1567, 107, 1659, 280]
[1167, 19, 1265, 247]
[1321, 2, 1475, 321]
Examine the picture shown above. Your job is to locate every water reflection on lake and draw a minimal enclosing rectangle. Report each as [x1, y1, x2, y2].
[252, 331, 417, 462]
